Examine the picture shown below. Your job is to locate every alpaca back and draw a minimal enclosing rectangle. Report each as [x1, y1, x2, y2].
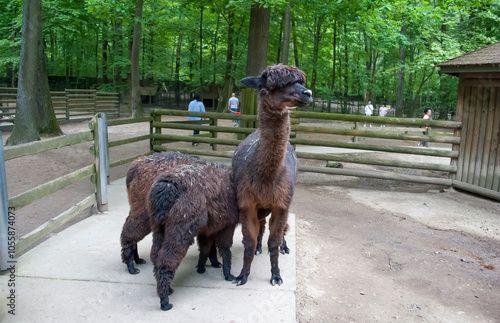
[126, 152, 205, 215]
[148, 163, 239, 236]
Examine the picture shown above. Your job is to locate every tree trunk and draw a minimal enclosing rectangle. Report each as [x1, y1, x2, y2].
[7, 0, 62, 146]
[343, 23, 349, 109]
[199, 4, 204, 93]
[396, 24, 407, 117]
[174, 33, 182, 106]
[280, 3, 292, 64]
[310, 14, 323, 110]
[113, 22, 122, 86]
[329, 19, 337, 113]
[292, 19, 299, 67]
[130, 0, 144, 118]
[102, 23, 108, 84]
[241, 4, 270, 132]
[218, 10, 235, 112]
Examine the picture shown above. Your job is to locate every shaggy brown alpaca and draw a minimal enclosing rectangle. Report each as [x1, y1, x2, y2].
[148, 163, 239, 311]
[232, 64, 313, 286]
[120, 152, 220, 275]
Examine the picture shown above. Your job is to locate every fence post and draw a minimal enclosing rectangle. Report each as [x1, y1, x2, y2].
[210, 117, 218, 151]
[352, 122, 358, 143]
[151, 110, 161, 152]
[0, 132, 13, 271]
[65, 90, 70, 119]
[92, 113, 109, 212]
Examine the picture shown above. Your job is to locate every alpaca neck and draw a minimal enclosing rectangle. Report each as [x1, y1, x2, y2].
[255, 110, 290, 176]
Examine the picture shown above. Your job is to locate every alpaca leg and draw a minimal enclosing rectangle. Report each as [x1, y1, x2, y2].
[196, 234, 219, 274]
[150, 228, 164, 266]
[268, 208, 288, 286]
[255, 218, 265, 255]
[215, 225, 237, 281]
[280, 237, 290, 255]
[256, 209, 269, 255]
[134, 249, 147, 264]
[280, 224, 290, 255]
[208, 240, 221, 268]
[120, 211, 150, 274]
[235, 208, 259, 286]
[153, 239, 191, 311]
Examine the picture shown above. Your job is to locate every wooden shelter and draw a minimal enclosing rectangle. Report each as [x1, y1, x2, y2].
[438, 41, 500, 200]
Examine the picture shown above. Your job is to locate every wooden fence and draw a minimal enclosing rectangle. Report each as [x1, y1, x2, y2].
[0, 88, 120, 122]
[149, 109, 462, 187]
[0, 115, 149, 258]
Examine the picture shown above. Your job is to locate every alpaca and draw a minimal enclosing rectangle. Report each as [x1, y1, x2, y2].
[232, 64, 313, 286]
[148, 163, 239, 311]
[120, 151, 220, 275]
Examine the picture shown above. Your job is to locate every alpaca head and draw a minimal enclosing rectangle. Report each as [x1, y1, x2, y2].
[240, 64, 313, 114]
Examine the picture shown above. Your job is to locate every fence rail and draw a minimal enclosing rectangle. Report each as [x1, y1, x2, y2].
[150, 108, 461, 187]
[0, 88, 120, 122]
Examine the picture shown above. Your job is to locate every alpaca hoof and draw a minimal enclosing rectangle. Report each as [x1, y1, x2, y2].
[196, 267, 206, 274]
[280, 245, 290, 255]
[255, 248, 262, 255]
[225, 274, 235, 281]
[210, 260, 221, 268]
[233, 275, 248, 286]
[135, 258, 146, 265]
[270, 274, 283, 286]
[160, 301, 173, 311]
[127, 265, 140, 275]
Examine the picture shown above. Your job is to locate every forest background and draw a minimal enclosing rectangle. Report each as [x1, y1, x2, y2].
[0, 0, 499, 139]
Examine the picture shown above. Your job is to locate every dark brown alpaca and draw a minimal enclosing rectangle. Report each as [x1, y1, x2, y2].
[232, 64, 313, 286]
[148, 163, 239, 310]
[120, 152, 219, 275]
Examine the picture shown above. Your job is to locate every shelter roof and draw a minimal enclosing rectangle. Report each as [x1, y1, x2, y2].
[438, 41, 500, 75]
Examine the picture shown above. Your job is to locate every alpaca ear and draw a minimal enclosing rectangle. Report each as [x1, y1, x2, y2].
[240, 76, 262, 89]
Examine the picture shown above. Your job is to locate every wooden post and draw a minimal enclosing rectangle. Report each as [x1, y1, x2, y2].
[65, 90, 70, 120]
[425, 126, 432, 148]
[0, 132, 14, 271]
[151, 109, 162, 153]
[353, 121, 358, 143]
[210, 117, 218, 151]
[92, 114, 109, 212]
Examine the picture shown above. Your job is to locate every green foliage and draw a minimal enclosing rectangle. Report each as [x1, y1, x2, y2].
[0, 0, 498, 116]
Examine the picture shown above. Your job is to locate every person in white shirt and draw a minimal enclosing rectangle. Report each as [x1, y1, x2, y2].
[187, 94, 206, 146]
[417, 108, 432, 147]
[227, 93, 240, 125]
[364, 100, 373, 127]
[379, 104, 390, 127]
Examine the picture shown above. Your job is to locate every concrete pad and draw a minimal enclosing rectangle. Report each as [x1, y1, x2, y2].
[0, 178, 296, 322]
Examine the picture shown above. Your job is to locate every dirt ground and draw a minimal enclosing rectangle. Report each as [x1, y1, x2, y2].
[1, 118, 499, 322]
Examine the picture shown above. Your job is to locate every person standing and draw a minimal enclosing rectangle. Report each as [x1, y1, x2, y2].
[227, 93, 240, 125]
[364, 100, 374, 127]
[187, 94, 206, 146]
[417, 108, 432, 147]
[379, 104, 390, 127]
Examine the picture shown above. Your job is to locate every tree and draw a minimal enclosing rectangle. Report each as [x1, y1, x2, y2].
[240, 2, 270, 131]
[280, 3, 291, 64]
[6, 0, 62, 146]
[129, 0, 145, 118]
[218, 7, 236, 112]
[395, 23, 407, 118]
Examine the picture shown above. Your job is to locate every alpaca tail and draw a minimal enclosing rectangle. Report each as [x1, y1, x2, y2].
[149, 176, 184, 224]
